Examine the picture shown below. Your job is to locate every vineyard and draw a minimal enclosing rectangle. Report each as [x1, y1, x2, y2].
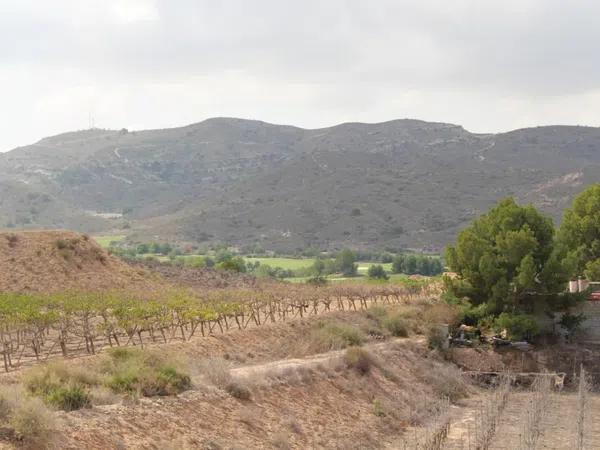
[0, 281, 439, 373]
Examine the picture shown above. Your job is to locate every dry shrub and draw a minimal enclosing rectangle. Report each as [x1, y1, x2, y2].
[427, 325, 448, 351]
[344, 347, 375, 375]
[0, 385, 19, 421]
[88, 386, 121, 406]
[382, 314, 409, 337]
[422, 303, 461, 328]
[10, 397, 55, 448]
[309, 321, 364, 352]
[102, 347, 191, 397]
[196, 358, 233, 388]
[423, 363, 469, 402]
[225, 379, 252, 400]
[24, 361, 97, 411]
[366, 305, 418, 337]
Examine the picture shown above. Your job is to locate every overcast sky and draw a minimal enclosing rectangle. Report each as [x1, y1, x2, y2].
[1, 0, 599, 151]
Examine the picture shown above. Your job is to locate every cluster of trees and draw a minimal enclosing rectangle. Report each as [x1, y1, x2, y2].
[367, 264, 388, 280]
[445, 184, 600, 340]
[307, 249, 359, 279]
[391, 254, 443, 276]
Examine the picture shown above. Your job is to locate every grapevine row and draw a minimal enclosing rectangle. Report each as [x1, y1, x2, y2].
[0, 281, 438, 372]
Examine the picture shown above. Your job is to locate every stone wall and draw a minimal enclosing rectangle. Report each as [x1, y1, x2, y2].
[579, 301, 600, 343]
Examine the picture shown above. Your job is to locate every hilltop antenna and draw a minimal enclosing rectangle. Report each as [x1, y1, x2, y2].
[88, 112, 96, 130]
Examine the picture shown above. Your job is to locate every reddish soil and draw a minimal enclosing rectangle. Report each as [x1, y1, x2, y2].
[0, 231, 163, 293]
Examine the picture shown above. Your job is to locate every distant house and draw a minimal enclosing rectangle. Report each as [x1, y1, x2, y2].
[565, 279, 600, 342]
[569, 278, 600, 301]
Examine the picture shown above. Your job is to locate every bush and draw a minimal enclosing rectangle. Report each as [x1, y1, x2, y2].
[494, 313, 540, 341]
[196, 358, 232, 388]
[367, 264, 389, 280]
[559, 312, 586, 338]
[225, 380, 252, 400]
[382, 314, 409, 337]
[366, 306, 412, 337]
[423, 364, 469, 402]
[24, 362, 96, 411]
[344, 347, 374, 375]
[311, 322, 364, 351]
[217, 256, 247, 273]
[103, 347, 191, 396]
[0, 387, 15, 421]
[45, 384, 91, 411]
[10, 398, 55, 446]
[427, 325, 448, 351]
[422, 303, 462, 329]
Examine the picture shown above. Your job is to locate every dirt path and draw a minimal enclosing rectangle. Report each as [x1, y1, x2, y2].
[38, 337, 432, 450]
[443, 396, 487, 449]
[231, 338, 425, 379]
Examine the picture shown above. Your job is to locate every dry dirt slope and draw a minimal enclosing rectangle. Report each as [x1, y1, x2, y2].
[50, 339, 467, 450]
[0, 231, 161, 293]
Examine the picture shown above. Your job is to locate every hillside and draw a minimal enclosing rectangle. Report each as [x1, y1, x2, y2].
[1, 118, 599, 252]
[0, 231, 160, 293]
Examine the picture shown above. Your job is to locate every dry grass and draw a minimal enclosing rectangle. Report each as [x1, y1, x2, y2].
[195, 357, 233, 388]
[195, 357, 253, 400]
[271, 431, 292, 450]
[519, 374, 553, 450]
[0, 386, 56, 448]
[422, 303, 461, 327]
[307, 321, 365, 353]
[23, 361, 97, 411]
[344, 347, 375, 375]
[423, 363, 470, 402]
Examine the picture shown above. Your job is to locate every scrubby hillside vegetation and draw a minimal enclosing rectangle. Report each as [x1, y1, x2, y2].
[1, 118, 600, 252]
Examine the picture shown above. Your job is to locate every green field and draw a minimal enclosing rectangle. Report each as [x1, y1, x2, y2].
[244, 257, 316, 270]
[357, 262, 393, 273]
[244, 258, 393, 273]
[92, 234, 126, 248]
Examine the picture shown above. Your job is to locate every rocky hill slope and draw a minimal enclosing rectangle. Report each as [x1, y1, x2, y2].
[1, 118, 599, 251]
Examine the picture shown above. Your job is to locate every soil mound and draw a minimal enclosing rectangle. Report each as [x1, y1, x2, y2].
[0, 230, 162, 293]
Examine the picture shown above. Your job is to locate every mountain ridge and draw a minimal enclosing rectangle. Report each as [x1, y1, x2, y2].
[1, 117, 599, 252]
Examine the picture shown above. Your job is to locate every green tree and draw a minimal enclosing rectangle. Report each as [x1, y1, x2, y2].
[217, 256, 246, 273]
[336, 249, 358, 276]
[415, 256, 430, 275]
[430, 258, 443, 275]
[391, 255, 405, 274]
[556, 184, 600, 279]
[403, 255, 417, 275]
[214, 248, 233, 263]
[367, 264, 389, 280]
[311, 259, 326, 277]
[445, 197, 569, 316]
[584, 258, 600, 281]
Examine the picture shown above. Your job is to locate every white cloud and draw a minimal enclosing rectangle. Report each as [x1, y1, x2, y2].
[110, 0, 159, 24]
[0, 0, 599, 151]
